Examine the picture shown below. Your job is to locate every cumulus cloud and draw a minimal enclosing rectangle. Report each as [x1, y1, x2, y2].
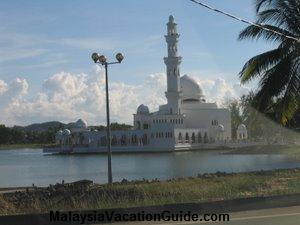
[0, 69, 250, 126]
[0, 80, 8, 95]
[193, 76, 250, 105]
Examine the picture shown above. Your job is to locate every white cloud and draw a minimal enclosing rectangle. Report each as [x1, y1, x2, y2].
[0, 69, 250, 126]
[193, 76, 250, 106]
[0, 80, 8, 95]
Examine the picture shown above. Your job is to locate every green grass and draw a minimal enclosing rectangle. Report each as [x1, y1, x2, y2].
[2, 168, 300, 215]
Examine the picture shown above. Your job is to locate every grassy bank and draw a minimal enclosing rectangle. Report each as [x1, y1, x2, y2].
[225, 145, 300, 155]
[1, 168, 300, 215]
[0, 143, 45, 150]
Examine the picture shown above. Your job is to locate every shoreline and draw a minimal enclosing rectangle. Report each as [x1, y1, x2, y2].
[2, 143, 299, 153]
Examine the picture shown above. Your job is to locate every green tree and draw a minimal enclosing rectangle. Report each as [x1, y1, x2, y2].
[227, 100, 243, 139]
[238, 0, 300, 125]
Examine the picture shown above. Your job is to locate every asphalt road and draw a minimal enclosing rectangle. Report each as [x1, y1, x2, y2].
[98, 205, 300, 225]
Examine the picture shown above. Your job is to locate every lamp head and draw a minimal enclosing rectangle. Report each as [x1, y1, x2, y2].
[91, 53, 99, 63]
[98, 55, 107, 64]
[116, 53, 124, 63]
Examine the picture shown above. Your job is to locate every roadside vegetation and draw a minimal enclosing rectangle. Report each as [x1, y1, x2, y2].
[1, 168, 300, 215]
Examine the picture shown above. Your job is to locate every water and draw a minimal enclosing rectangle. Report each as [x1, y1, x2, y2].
[1, 148, 300, 187]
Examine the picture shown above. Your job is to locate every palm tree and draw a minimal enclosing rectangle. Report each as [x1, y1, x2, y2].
[238, 0, 300, 125]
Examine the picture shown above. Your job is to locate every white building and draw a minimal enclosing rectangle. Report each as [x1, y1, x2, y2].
[47, 16, 243, 154]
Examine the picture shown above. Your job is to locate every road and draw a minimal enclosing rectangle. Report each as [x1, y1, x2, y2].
[98, 205, 300, 225]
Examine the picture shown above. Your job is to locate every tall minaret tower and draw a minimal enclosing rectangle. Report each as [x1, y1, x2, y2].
[164, 15, 182, 115]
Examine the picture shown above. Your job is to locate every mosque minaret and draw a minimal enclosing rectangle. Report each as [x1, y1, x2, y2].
[47, 16, 248, 154]
[164, 15, 182, 115]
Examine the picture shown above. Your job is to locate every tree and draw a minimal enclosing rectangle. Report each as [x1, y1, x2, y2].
[238, 0, 300, 125]
[227, 100, 243, 139]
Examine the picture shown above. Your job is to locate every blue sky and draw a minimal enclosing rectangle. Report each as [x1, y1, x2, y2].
[0, 0, 275, 125]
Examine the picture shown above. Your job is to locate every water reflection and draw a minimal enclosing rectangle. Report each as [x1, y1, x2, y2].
[0, 149, 299, 187]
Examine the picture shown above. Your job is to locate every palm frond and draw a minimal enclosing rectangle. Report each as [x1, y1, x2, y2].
[239, 47, 290, 83]
[238, 24, 295, 43]
[255, 0, 274, 12]
[254, 54, 293, 110]
[278, 57, 300, 123]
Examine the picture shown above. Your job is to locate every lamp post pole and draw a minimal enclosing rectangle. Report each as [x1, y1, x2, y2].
[104, 62, 112, 184]
[91, 52, 124, 185]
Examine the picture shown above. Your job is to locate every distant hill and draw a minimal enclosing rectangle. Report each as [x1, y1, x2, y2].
[11, 121, 133, 133]
[13, 121, 65, 132]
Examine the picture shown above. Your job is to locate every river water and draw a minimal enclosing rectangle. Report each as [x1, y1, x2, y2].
[1, 148, 300, 187]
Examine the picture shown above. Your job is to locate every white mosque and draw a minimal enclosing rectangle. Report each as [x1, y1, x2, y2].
[44, 16, 248, 154]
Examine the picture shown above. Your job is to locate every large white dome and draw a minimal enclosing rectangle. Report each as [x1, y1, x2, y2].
[180, 75, 204, 102]
[75, 119, 87, 128]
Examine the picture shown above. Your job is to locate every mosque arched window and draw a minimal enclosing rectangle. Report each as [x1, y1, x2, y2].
[137, 121, 141, 129]
[191, 133, 196, 143]
[185, 133, 189, 143]
[112, 135, 117, 146]
[204, 132, 208, 143]
[100, 136, 107, 146]
[143, 134, 148, 145]
[178, 132, 182, 143]
[198, 132, 202, 143]
[132, 135, 137, 144]
[121, 135, 127, 145]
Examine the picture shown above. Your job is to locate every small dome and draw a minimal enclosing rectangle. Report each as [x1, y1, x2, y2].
[56, 130, 63, 138]
[180, 75, 204, 102]
[217, 124, 225, 132]
[238, 124, 247, 130]
[137, 104, 149, 114]
[75, 119, 87, 128]
[63, 129, 71, 136]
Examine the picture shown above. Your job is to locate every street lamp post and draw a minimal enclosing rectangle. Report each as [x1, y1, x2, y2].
[91, 52, 124, 184]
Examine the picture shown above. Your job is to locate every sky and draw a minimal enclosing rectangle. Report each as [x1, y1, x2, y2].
[0, 0, 275, 126]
